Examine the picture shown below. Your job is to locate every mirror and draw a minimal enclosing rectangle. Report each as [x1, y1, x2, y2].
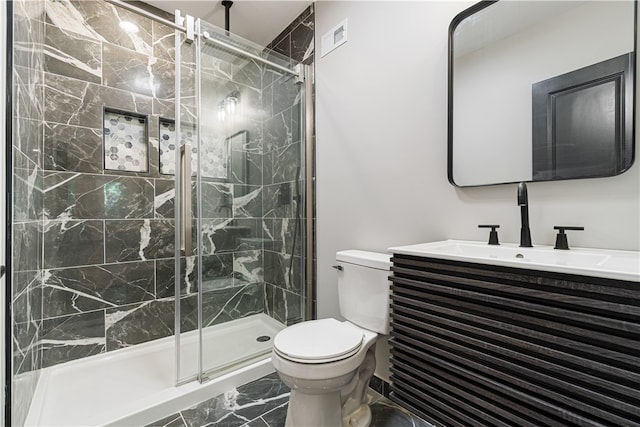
[448, 1, 636, 187]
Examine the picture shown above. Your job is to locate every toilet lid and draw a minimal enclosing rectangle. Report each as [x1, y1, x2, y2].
[274, 319, 364, 363]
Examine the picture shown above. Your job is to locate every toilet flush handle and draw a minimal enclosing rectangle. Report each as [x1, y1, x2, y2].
[332, 265, 343, 271]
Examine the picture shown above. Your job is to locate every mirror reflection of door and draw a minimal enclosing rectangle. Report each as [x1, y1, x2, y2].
[532, 53, 634, 180]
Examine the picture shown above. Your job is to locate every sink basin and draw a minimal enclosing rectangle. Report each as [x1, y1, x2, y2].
[388, 240, 640, 282]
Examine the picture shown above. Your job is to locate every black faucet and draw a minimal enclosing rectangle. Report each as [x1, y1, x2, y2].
[517, 182, 532, 247]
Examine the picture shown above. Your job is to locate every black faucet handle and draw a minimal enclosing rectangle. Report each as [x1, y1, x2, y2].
[478, 225, 500, 245]
[553, 226, 584, 250]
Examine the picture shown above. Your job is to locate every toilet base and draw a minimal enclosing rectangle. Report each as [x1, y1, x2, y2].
[279, 347, 377, 427]
[285, 389, 344, 427]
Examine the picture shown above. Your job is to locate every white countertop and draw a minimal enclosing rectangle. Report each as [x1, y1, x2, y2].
[388, 240, 640, 282]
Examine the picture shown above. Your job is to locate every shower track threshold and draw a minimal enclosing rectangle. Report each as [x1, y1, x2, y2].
[25, 313, 285, 427]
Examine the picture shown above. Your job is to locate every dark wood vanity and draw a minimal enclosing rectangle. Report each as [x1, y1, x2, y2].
[389, 254, 640, 427]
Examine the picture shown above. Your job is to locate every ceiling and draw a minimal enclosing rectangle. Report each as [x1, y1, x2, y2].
[144, 0, 312, 46]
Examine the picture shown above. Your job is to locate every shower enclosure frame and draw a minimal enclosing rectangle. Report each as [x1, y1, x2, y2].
[2, 1, 12, 424]
[101, 0, 315, 385]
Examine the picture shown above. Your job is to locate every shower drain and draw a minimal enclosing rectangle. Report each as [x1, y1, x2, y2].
[256, 335, 271, 342]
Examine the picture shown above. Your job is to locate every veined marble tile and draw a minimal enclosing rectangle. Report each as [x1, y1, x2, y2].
[105, 299, 174, 350]
[153, 96, 197, 125]
[12, 271, 42, 324]
[155, 253, 234, 299]
[44, 123, 102, 173]
[13, 222, 43, 273]
[263, 108, 292, 155]
[291, 102, 301, 144]
[199, 53, 234, 82]
[45, 0, 153, 55]
[40, 310, 106, 368]
[233, 250, 264, 286]
[258, 403, 287, 427]
[44, 72, 153, 129]
[265, 283, 302, 326]
[154, 179, 175, 219]
[272, 74, 300, 118]
[269, 142, 301, 185]
[207, 282, 264, 327]
[43, 219, 104, 268]
[233, 59, 262, 91]
[13, 165, 42, 222]
[200, 182, 233, 219]
[152, 22, 178, 64]
[264, 251, 302, 294]
[200, 254, 235, 292]
[44, 22, 101, 83]
[232, 151, 263, 187]
[290, 18, 314, 64]
[180, 372, 290, 427]
[146, 413, 187, 427]
[13, 65, 44, 124]
[200, 218, 245, 255]
[182, 283, 264, 330]
[233, 185, 262, 219]
[272, 34, 291, 60]
[105, 219, 174, 262]
[14, 317, 41, 375]
[13, 12, 45, 71]
[14, 117, 44, 169]
[102, 43, 175, 99]
[262, 183, 296, 219]
[155, 256, 194, 299]
[43, 172, 154, 220]
[42, 262, 155, 319]
[262, 218, 303, 256]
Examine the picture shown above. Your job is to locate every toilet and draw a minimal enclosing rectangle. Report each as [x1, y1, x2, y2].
[271, 250, 391, 427]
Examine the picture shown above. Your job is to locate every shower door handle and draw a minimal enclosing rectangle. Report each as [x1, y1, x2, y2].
[180, 144, 193, 256]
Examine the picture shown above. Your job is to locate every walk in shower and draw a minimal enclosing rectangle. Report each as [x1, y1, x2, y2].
[6, 0, 312, 425]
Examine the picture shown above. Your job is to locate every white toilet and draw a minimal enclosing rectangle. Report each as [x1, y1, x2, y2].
[271, 250, 391, 427]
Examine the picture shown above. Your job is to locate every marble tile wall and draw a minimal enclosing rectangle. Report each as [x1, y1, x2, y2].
[12, 0, 46, 424]
[262, 5, 314, 325]
[32, 0, 271, 370]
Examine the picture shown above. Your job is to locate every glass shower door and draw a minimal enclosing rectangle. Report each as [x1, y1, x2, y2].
[175, 18, 307, 384]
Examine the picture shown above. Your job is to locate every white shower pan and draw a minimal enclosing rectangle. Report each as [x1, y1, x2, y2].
[25, 313, 285, 426]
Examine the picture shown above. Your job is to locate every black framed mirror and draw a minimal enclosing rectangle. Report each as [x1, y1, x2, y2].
[448, 0, 637, 187]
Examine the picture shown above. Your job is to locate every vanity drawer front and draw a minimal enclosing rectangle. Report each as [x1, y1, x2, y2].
[389, 254, 640, 427]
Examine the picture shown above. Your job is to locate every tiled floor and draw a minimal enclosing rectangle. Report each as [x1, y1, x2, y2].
[146, 373, 432, 427]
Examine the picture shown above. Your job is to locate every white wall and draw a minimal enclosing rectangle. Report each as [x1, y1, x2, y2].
[315, 1, 640, 379]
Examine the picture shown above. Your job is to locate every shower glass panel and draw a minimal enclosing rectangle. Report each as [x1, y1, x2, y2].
[175, 19, 306, 384]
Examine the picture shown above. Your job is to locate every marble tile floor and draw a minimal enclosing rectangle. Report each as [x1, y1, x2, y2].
[146, 372, 432, 427]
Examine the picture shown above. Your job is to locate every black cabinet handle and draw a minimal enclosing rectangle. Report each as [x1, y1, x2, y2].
[0, 265, 5, 279]
[478, 225, 500, 245]
[332, 265, 343, 271]
[554, 226, 584, 250]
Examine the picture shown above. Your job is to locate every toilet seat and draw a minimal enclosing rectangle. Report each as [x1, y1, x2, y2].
[274, 319, 364, 364]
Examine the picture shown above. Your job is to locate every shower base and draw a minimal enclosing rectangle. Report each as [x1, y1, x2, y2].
[24, 313, 285, 427]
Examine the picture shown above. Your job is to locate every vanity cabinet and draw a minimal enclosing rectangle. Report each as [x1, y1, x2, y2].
[389, 254, 640, 427]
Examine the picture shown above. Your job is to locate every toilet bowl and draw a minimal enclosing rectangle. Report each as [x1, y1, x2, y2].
[271, 250, 391, 427]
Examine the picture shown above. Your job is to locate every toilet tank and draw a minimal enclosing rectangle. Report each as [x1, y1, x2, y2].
[336, 250, 392, 334]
